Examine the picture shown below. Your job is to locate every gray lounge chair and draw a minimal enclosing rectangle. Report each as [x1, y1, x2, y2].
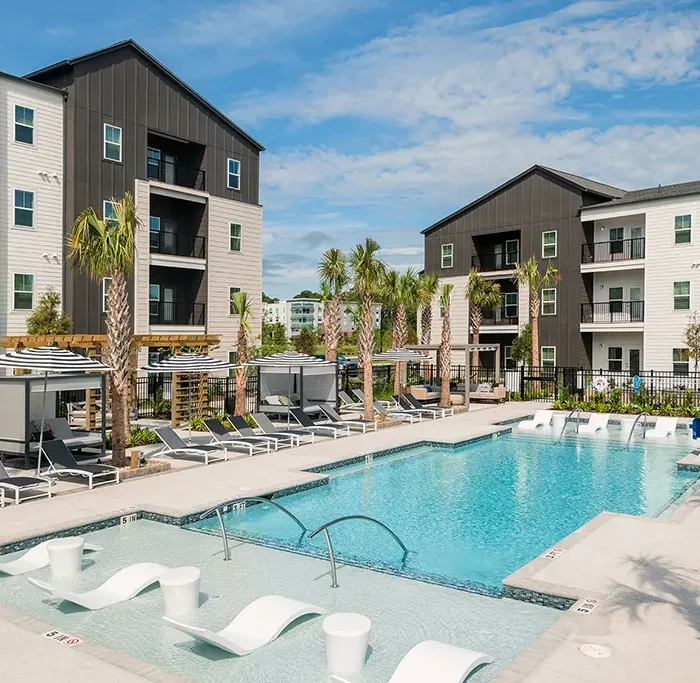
[373, 401, 421, 424]
[339, 391, 363, 411]
[0, 462, 53, 506]
[319, 404, 377, 433]
[226, 416, 294, 450]
[395, 394, 441, 419]
[203, 420, 272, 453]
[251, 413, 315, 445]
[354, 389, 393, 408]
[403, 393, 453, 417]
[45, 418, 103, 450]
[155, 427, 229, 464]
[42, 439, 120, 489]
[290, 408, 350, 439]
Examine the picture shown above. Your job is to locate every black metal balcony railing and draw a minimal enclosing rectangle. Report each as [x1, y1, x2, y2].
[147, 158, 206, 191]
[472, 250, 520, 272]
[149, 229, 206, 259]
[482, 307, 518, 325]
[581, 237, 645, 263]
[149, 301, 206, 326]
[581, 301, 644, 323]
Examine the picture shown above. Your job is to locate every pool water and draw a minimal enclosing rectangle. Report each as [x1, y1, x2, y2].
[189, 433, 698, 594]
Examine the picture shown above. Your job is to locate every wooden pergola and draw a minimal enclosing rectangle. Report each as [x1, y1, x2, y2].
[0, 334, 221, 428]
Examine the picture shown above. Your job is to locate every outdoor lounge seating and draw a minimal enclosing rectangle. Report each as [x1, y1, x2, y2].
[353, 389, 393, 408]
[42, 439, 120, 489]
[203, 420, 272, 453]
[374, 401, 421, 424]
[645, 417, 678, 439]
[28, 562, 169, 610]
[291, 408, 350, 439]
[517, 410, 554, 432]
[227, 415, 295, 449]
[45, 418, 103, 451]
[0, 462, 53, 506]
[339, 390, 364, 411]
[388, 640, 494, 682]
[403, 393, 454, 417]
[155, 427, 230, 463]
[578, 413, 610, 435]
[395, 395, 441, 419]
[252, 413, 315, 445]
[319, 404, 378, 433]
[408, 385, 441, 403]
[0, 538, 102, 576]
[388, 398, 427, 421]
[163, 594, 327, 656]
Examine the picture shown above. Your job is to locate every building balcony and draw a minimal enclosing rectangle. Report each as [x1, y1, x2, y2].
[147, 158, 206, 192]
[149, 301, 206, 327]
[581, 238, 645, 273]
[150, 229, 206, 259]
[481, 307, 518, 327]
[581, 301, 644, 324]
[471, 250, 519, 273]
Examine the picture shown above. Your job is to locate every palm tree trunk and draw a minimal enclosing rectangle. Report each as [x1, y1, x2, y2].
[234, 327, 248, 416]
[359, 294, 375, 421]
[393, 304, 408, 393]
[471, 326, 480, 374]
[440, 307, 452, 408]
[105, 271, 131, 468]
[326, 295, 341, 363]
[420, 305, 432, 379]
[531, 307, 540, 369]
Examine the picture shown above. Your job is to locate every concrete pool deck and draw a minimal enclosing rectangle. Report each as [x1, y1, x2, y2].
[1, 403, 699, 682]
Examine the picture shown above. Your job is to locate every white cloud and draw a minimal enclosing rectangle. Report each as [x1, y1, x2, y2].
[383, 247, 424, 256]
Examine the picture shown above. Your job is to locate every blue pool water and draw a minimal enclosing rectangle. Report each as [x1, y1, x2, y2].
[189, 434, 698, 594]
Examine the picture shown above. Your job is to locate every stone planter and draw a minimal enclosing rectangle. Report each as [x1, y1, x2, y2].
[118, 460, 171, 480]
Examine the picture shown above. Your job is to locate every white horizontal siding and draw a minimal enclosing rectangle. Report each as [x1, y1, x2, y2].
[591, 332, 644, 371]
[133, 179, 150, 335]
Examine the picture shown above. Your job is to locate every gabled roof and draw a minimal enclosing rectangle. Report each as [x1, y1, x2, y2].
[25, 39, 264, 152]
[0, 70, 66, 96]
[422, 164, 626, 235]
[584, 179, 700, 210]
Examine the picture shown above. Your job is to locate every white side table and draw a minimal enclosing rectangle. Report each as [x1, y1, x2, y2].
[48, 537, 85, 578]
[323, 612, 372, 674]
[160, 567, 201, 617]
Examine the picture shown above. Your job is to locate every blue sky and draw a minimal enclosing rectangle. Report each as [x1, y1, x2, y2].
[3, 0, 700, 298]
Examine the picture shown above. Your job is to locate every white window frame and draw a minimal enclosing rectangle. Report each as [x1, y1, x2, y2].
[102, 277, 111, 312]
[227, 158, 241, 190]
[13, 189, 35, 229]
[608, 347, 623, 372]
[541, 346, 556, 367]
[103, 200, 118, 228]
[541, 288, 556, 315]
[103, 123, 122, 162]
[505, 239, 520, 265]
[674, 215, 691, 244]
[673, 281, 690, 311]
[542, 230, 557, 258]
[14, 104, 35, 145]
[504, 345, 514, 368]
[441, 243, 454, 269]
[229, 286, 241, 315]
[229, 223, 242, 252]
[13, 273, 34, 311]
[673, 348, 689, 375]
[503, 292, 518, 318]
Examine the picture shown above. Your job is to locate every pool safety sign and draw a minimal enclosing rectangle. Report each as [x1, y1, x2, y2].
[542, 546, 565, 560]
[575, 598, 600, 614]
[44, 630, 82, 647]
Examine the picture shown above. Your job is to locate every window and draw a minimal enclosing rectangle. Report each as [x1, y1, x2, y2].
[229, 223, 242, 252]
[674, 281, 690, 310]
[229, 286, 241, 314]
[541, 288, 556, 315]
[441, 244, 453, 269]
[609, 287, 623, 314]
[149, 216, 161, 250]
[147, 148, 161, 179]
[673, 348, 689, 375]
[542, 231, 557, 258]
[610, 227, 624, 255]
[504, 292, 518, 318]
[541, 346, 556, 367]
[505, 239, 519, 265]
[504, 345, 515, 369]
[148, 284, 160, 317]
[102, 277, 111, 312]
[675, 215, 691, 244]
[14, 105, 34, 144]
[608, 347, 623, 372]
[227, 158, 241, 190]
[103, 200, 118, 228]
[103, 124, 122, 162]
[13, 274, 34, 310]
[13, 190, 34, 228]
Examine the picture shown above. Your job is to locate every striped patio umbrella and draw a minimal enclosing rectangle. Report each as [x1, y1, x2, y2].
[0, 347, 110, 473]
[373, 348, 430, 397]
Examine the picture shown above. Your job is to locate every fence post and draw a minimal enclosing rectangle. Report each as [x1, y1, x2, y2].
[520, 364, 525, 400]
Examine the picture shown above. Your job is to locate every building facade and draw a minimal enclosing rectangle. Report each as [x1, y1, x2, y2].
[23, 40, 264, 363]
[0, 72, 65, 336]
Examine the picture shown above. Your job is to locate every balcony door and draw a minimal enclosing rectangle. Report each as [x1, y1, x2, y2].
[609, 287, 623, 319]
[163, 286, 175, 323]
[630, 226, 644, 259]
[630, 287, 643, 321]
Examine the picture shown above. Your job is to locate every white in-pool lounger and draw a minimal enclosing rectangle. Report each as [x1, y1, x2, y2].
[517, 410, 554, 432]
[27, 562, 169, 610]
[645, 416, 678, 439]
[0, 538, 102, 576]
[163, 594, 326, 655]
[389, 640, 493, 682]
[578, 413, 610, 435]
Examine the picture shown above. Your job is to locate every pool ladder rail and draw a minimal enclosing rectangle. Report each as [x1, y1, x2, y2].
[200, 501, 411, 588]
[557, 408, 582, 442]
[625, 412, 650, 448]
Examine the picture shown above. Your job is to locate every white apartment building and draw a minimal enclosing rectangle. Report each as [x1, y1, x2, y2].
[0, 72, 65, 336]
[580, 180, 700, 374]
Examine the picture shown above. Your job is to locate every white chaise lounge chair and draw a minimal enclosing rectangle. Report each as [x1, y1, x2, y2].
[517, 410, 554, 432]
[645, 417, 678, 439]
[0, 463, 53, 506]
[28, 562, 169, 610]
[155, 427, 230, 464]
[578, 413, 610, 435]
[42, 439, 120, 489]
[388, 640, 494, 683]
[163, 595, 326, 655]
[0, 538, 102, 576]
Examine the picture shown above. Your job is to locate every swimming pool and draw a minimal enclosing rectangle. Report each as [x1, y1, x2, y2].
[189, 433, 698, 595]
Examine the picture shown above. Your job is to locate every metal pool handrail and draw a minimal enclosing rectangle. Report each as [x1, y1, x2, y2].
[308, 515, 410, 588]
[626, 412, 650, 448]
[558, 407, 582, 442]
[199, 497, 308, 561]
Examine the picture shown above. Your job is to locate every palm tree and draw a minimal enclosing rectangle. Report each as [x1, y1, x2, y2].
[466, 268, 502, 368]
[382, 269, 418, 392]
[318, 248, 348, 363]
[417, 272, 440, 379]
[513, 257, 560, 368]
[439, 283, 454, 408]
[231, 291, 253, 416]
[349, 238, 387, 421]
[68, 193, 141, 468]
